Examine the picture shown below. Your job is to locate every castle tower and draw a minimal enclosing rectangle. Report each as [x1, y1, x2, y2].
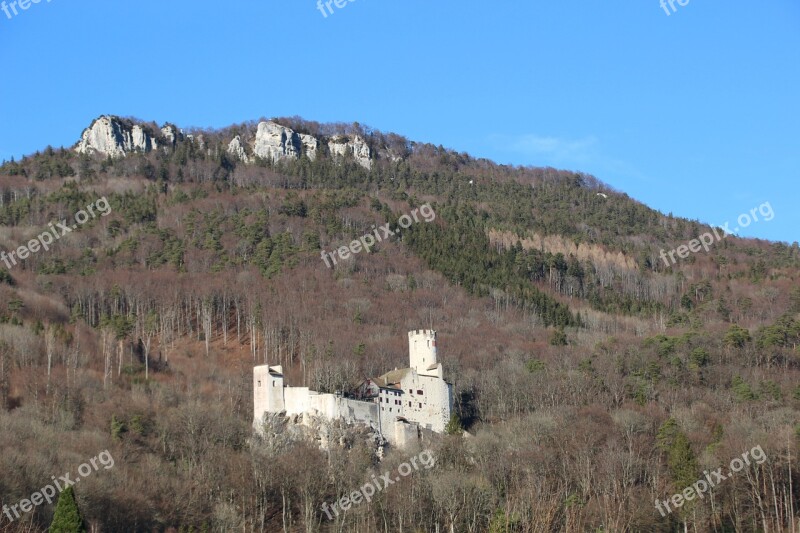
[408, 330, 437, 374]
[253, 365, 285, 429]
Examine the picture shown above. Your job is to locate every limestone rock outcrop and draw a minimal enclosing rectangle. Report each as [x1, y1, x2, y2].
[298, 133, 318, 161]
[227, 136, 250, 163]
[75, 115, 170, 157]
[329, 135, 372, 169]
[255, 411, 385, 454]
[253, 121, 319, 162]
[75, 116, 380, 169]
[75, 116, 145, 157]
[160, 124, 181, 147]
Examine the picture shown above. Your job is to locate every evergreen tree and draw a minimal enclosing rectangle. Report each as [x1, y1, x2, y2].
[445, 413, 464, 435]
[49, 486, 86, 533]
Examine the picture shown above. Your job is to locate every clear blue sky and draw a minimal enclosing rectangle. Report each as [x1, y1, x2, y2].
[1, 0, 797, 243]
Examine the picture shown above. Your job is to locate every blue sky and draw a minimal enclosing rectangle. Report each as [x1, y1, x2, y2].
[0, 0, 798, 243]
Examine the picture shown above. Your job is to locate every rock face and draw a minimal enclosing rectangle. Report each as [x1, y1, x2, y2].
[160, 124, 181, 147]
[75, 116, 164, 157]
[255, 411, 386, 455]
[227, 136, 250, 163]
[298, 133, 318, 161]
[253, 121, 319, 162]
[329, 135, 372, 169]
[75, 116, 378, 169]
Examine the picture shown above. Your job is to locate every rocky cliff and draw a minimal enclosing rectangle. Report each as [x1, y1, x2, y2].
[76, 116, 377, 169]
[329, 134, 372, 169]
[75, 115, 183, 158]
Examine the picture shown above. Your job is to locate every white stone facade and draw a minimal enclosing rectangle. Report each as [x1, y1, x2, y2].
[253, 330, 453, 446]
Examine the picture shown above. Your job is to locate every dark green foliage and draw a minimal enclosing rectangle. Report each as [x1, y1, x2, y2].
[657, 418, 698, 494]
[49, 486, 86, 533]
[525, 358, 546, 373]
[644, 334, 679, 358]
[732, 376, 758, 402]
[549, 328, 568, 346]
[445, 413, 464, 435]
[37, 258, 69, 275]
[790, 287, 800, 313]
[756, 315, 800, 349]
[488, 508, 522, 532]
[0, 157, 26, 176]
[0, 268, 14, 285]
[725, 325, 752, 348]
[760, 380, 783, 401]
[32, 147, 76, 181]
[404, 205, 577, 328]
[668, 432, 699, 492]
[145, 229, 185, 270]
[111, 414, 126, 440]
[101, 313, 136, 340]
[688, 348, 710, 369]
[110, 190, 158, 225]
[279, 192, 307, 217]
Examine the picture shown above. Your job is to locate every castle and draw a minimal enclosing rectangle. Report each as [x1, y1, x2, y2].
[253, 330, 453, 447]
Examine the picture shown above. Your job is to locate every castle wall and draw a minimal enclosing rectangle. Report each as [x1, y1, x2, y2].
[398, 372, 452, 433]
[393, 421, 419, 448]
[342, 398, 380, 429]
[284, 387, 312, 415]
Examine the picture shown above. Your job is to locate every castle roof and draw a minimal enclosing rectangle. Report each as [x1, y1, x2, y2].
[373, 368, 411, 389]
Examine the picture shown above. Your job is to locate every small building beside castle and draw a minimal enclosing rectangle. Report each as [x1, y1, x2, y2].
[253, 330, 453, 447]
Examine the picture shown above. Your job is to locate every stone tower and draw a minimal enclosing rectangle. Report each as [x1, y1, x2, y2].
[408, 330, 437, 375]
[253, 365, 285, 428]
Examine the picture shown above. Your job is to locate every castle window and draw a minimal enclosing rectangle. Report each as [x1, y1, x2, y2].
[417, 390, 423, 395]
[409, 401, 411, 406]
[272, 381, 277, 387]
[409, 389, 413, 394]
[257, 381, 261, 387]
[419, 403, 422, 408]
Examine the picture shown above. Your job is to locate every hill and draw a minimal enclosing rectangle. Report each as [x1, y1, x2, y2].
[0, 115, 797, 532]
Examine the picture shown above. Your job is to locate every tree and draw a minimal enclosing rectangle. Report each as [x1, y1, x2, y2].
[445, 413, 464, 435]
[49, 486, 86, 533]
[725, 324, 751, 349]
[549, 328, 568, 346]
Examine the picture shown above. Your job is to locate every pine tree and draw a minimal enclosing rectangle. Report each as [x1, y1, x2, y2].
[49, 486, 86, 533]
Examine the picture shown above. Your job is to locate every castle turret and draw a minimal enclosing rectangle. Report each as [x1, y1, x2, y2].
[408, 330, 437, 375]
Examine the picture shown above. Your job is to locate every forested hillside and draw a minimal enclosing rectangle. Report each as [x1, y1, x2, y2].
[0, 116, 797, 532]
